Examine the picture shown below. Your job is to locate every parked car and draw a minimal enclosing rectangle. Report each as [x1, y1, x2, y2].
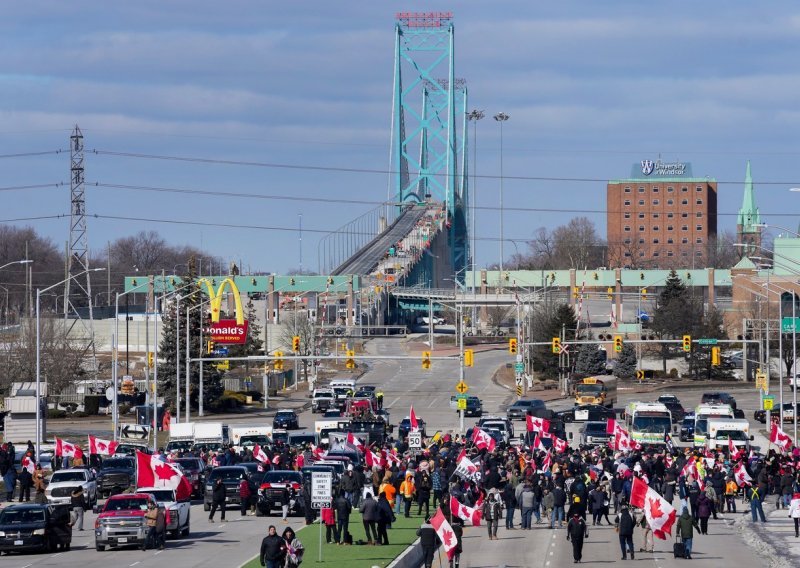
[701, 392, 737, 410]
[679, 412, 695, 442]
[203, 466, 249, 511]
[0, 503, 72, 554]
[136, 487, 190, 538]
[45, 468, 97, 507]
[506, 399, 547, 421]
[273, 410, 300, 430]
[96, 457, 136, 498]
[657, 394, 686, 423]
[256, 471, 304, 517]
[170, 457, 206, 497]
[556, 404, 615, 423]
[398, 417, 427, 440]
[460, 396, 483, 417]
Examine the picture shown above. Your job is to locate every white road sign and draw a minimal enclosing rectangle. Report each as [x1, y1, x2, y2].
[311, 472, 333, 509]
[408, 432, 422, 449]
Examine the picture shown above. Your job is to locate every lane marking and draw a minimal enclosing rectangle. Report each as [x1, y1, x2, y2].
[387, 397, 399, 408]
[427, 397, 438, 408]
[130, 563, 140, 567]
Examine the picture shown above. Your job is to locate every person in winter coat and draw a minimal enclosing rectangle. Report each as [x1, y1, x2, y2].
[787, 492, 800, 537]
[341, 468, 359, 507]
[695, 491, 712, 534]
[69, 486, 86, 531]
[502, 482, 517, 529]
[281, 526, 304, 568]
[359, 492, 380, 545]
[725, 477, 739, 513]
[687, 477, 701, 521]
[399, 473, 415, 518]
[551, 485, 567, 529]
[377, 491, 395, 545]
[239, 476, 253, 516]
[32, 467, 46, 504]
[677, 507, 700, 559]
[3, 465, 17, 501]
[417, 517, 439, 568]
[636, 509, 653, 553]
[519, 482, 536, 530]
[278, 486, 292, 522]
[260, 525, 286, 568]
[566, 512, 588, 563]
[590, 486, 606, 526]
[482, 491, 503, 540]
[449, 517, 464, 568]
[321, 505, 338, 544]
[209, 478, 227, 522]
[17, 466, 31, 502]
[416, 469, 432, 518]
[334, 492, 352, 544]
[615, 505, 636, 560]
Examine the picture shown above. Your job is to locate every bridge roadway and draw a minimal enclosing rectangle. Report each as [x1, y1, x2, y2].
[331, 204, 431, 276]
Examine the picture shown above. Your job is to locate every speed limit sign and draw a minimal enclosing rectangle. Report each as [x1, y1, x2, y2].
[408, 432, 422, 449]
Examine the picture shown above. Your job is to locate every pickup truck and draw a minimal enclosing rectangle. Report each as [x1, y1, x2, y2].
[136, 487, 190, 538]
[45, 468, 98, 507]
[94, 493, 168, 551]
[96, 457, 136, 498]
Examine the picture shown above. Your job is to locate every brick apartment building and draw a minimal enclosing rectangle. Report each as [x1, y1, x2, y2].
[607, 160, 718, 268]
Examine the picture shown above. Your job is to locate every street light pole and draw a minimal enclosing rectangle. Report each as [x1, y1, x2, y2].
[493, 112, 509, 293]
[36, 267, 104, 462]
[467, 110, 484, 320]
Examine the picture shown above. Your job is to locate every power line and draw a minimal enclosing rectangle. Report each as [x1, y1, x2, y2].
[0, 150, 63, 159]
[0, 183, 63, 192]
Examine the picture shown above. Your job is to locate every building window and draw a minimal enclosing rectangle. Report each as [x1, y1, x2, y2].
[681, 199, 688, 205]
[639, 238, 645, 244]
[638, 199, 645, 205]
[682, 226, 688, 232]
[639, 252, 645, 257]
[667, 186, 674, 193]
[653, 251, 660, 257]
[624, 212, 631, 219]
[667, 251, 674, 257]
[624, 186, 631, 193]
[638, 213, 645, 219]
[624, 238, 631, 244]
[696, 185, 703, 192]
[667, 225, 674, 231]
[653, 238, 660, 244]
[696, 237, 703, 244]
[667, 199, 674, 205]
[695, 251, 703, 256]
[667, 213, 674, 218]
[624, 252, 631, 257]
[667, 238, 674, 244]
[652, 187, 659, 193]
[696, 224, 703, 231]
[682, 237, 689, 244]
[653, 213, 660, 219]
[624, 226, 631, 232]
[624, 200, 631, 206]
[682, 212, 688, 218]
[638, 187, 645, 193]
[682, 251, 688, 257]
[696, 212, 702, 218]
[653, 199, 660, 205]
[639, 226, 645, 232]
[696, 199, 703, 205]
[682, 186, 688, 192]
[653, 226, 660, 231]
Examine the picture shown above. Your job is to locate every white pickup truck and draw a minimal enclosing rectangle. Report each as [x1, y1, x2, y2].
[136, 487, 191, 538]
[46, 468, 98, 507]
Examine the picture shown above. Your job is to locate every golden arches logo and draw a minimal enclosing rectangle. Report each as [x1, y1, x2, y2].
[198, 277, 245, 325]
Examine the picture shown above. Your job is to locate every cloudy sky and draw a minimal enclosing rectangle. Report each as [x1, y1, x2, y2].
[2, 1, 800, 275]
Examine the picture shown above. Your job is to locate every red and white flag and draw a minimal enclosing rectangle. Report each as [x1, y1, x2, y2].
[454, 454, 482, 482]
[471, 428, 496, 452]
[253, 444, 270, 464]
[347, 432, 365, 452]
[383, 449, 401, 466]
[607, 419, 623, 436]
[552, 435, 568, 454]
[310, 444, 326, 461]
[55, 437, 83, 459]
[526, 415, 550, 433]
[629, 476, 676, 540]
[20, 455, 35, 474]
[410, 405, 419, 432]
[540, 450, 552, 472]
[365, 448, 383, 468]
[88, 435, 119, 456]
[449, 495, 482, 526]
[728, 436, 736, 455]
[734, 462, 752, 486]
[135, 450, 192, 501]
[771, 423, 793, 452]
[430, 509, 458, 560]
[533, 434, 547, 452]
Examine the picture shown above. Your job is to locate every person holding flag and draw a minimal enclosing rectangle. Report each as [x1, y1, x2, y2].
[280, 526, 304, 568]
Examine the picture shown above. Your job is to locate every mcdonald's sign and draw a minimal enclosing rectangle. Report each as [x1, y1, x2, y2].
[199, 277, 249, 345]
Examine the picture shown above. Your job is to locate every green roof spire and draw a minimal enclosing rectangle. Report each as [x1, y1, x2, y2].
[737, 160, 760, 231]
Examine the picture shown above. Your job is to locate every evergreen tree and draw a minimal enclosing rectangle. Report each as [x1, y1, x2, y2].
[529, 302, 578, 379]
[613, 342, 637, 379]
[688, 306, 734, 380]
[575, 338, 608, 376]
[650, 269, 702, 373]
[157, 257, 224, 413]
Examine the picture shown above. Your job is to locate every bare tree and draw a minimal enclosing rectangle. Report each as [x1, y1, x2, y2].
[280, 312, 316, 382]
[551, 217, 605, 268]
[705, 230, 740, 268]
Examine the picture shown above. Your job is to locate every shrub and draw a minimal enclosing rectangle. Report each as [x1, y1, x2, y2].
[119, 403, 132, 415]
[47, 408, 67, 419]
[72, 411, 89, 418]
[669, 368, 679, 378]
[239, 390, 263, 402]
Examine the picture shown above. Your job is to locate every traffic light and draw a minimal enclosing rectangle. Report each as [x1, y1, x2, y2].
[509, 338, 518, 355]
[682, 335, 692, 353]
[346, 350, 355, 369]
[464, 349, 474, 368]
[274, 350, 284, 371]
[206, 341, 214, 355]
[572, 287, 579, 299]
[641, 288, 647, 300]
[292, 335, 300, 352]
[614, 336, 623, 353]
[147, 352, 154, 368]
[551, 337, 561, 354]
[711, 346, 721, 366]
[606, 287, 613, 300]
[422, 351, 431, 370]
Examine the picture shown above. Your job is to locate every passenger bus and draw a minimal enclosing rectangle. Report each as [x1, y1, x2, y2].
[573, 375, 617, 408]
[624, 402, 672, 446]
[693, 403, 734, 447]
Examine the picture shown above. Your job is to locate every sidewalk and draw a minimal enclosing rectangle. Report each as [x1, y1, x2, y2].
[747, 502, 800, 567]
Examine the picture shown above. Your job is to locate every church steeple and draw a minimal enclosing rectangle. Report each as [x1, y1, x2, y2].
[736, 160, 762, 258]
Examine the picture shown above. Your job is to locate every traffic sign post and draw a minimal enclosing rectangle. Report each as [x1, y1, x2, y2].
[457, 398, 467, 411]
[635, 370, 644, 381]
[455, 381, 469, 394]
[763, 395, 775, 411]
[408, 432, 422, 451]
[311, 471, 333, 562]
[697, 338, 718, 346]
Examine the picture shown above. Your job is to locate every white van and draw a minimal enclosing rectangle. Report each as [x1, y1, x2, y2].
[330, 379, 356, 391]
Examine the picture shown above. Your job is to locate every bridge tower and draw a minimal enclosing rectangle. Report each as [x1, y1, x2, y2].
[392, 12, 469, 283]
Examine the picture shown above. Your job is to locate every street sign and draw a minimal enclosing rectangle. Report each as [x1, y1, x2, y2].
[756, 372, 768, 390]
[635, 370, 645, 380]
[782, 317, 800, 333]
[457, 398, 467, 410]
[408, 432, 422, 449]
[514, 362, 524, 373]
[310, 472, 333, 509]
[516, 385, 523, 397]
[763, 395, 775, 411]
[558, 344, 569, 354]
[455, 381, 469, 394]
[456, 393, 468, 400]
[697, 338, 718, 346]
[119, 424, 150, 440]
[213, 346, 229, 356]
[515, 354, 523, 363]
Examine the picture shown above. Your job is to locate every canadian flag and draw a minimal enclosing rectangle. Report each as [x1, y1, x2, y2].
[728, 436, 736, 455]
[540, 450, 552, 472]
[552, 435, 568, 454]
[347, 432, 365, 452]
[88, 435, 119, 456]
[253, 444, 270, 464]
[734, 462, 753, 486]
[383, 449, 401, 466]
[430, 509, 458, 560]
[770, 423, 794, 452]
[310, 444, 326, 461]
[533, 434, 547, 452]
[410, 405, 419, 432]
[136, 450, 192, 501]
[449, 495, 482, 526]
[526, 415, 550, 433]
[607, 419, 624, 437]
[55, 437, 83, 459]
[629, 476, 676, 540]
[20, 456, 35, 474]
[365, 448, 383, 468]
[471, 427, 496, 452]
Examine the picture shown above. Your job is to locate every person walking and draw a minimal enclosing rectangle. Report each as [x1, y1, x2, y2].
[417, 517, 439, 568]
[695, 490, 712, 534]
[615, 505, 635, 560]
[281, 526, 304, 567]
[359, 492, 380, 545]
[209, 478, 227, 522]
[677, 507, 700, 559]
[278, 486, 291, 523]
[400, 472, 415, 518]
[502, 481, 517, 529]
[377, 491, 395, 545]
[239, 475, 253, 516]
[416, 467, 432, 518]
[482, 491, 502, 540]
[551, 484, 566, 529]
[724, 476, 738, 514]
[638, 511, 654, 554]
[788, 492, 800, 538]
[260, 525, 286, 568]
[334, 491, 352, 544]
[590, 485, 606, 526]
[16, 466, 30, 502]
[449, 516, 464, 568]
[32, 466, 46, 504]
[321, 505, 338, 544]
[749, 484, 767, 523]
[69, 486, 86, 531]
[519, 482, 535, 530]
[566, 512, 588, 563]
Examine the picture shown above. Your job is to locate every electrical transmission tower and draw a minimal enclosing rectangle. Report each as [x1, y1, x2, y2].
[64, 125, 97, 373]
